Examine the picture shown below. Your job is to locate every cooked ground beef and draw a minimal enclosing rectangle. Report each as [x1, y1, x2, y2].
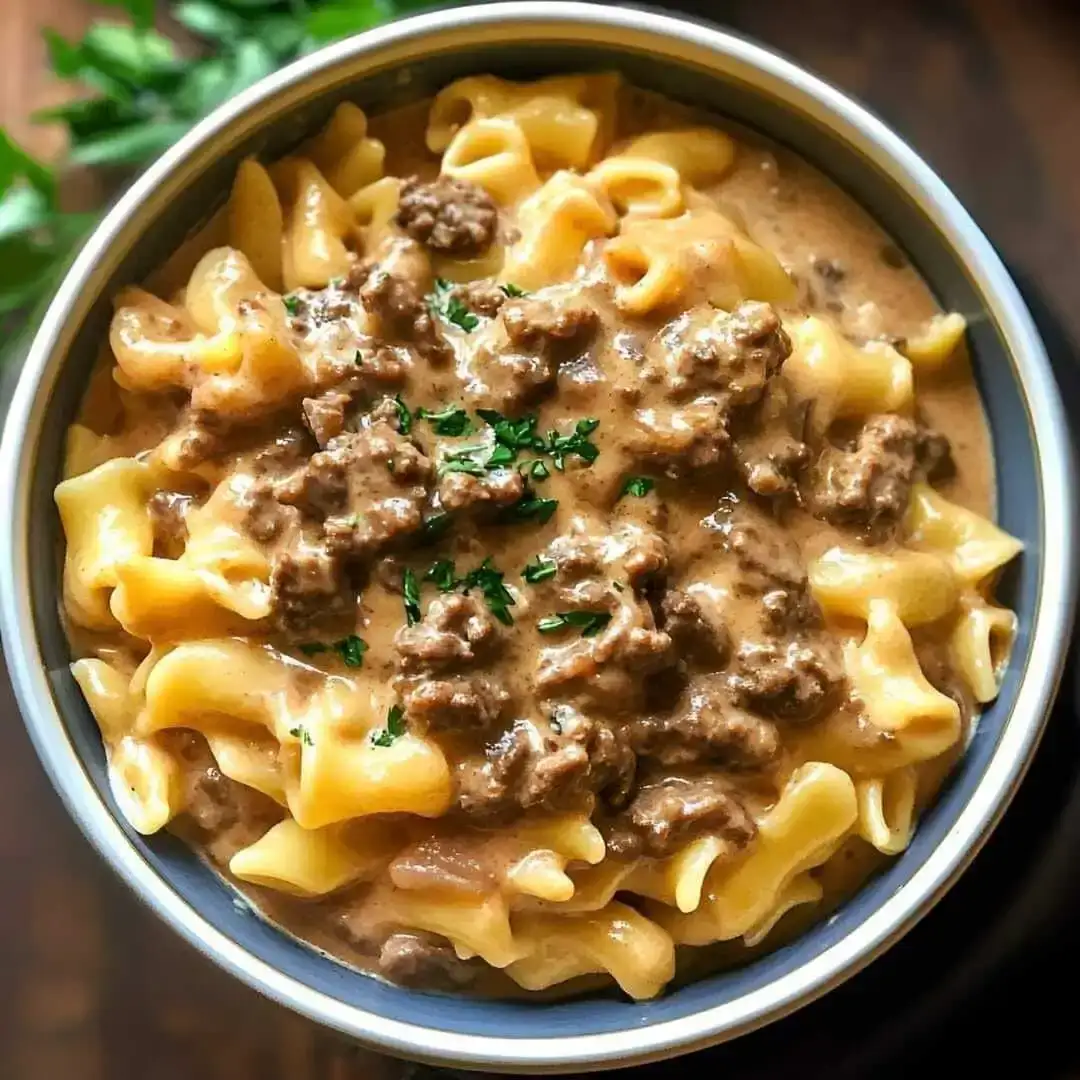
[630, 679, 781, 770]
[664, 301, 792, 402]
[273, 414, 432, 557]
[727, 638, 843, 723]
[454, 710, 635, 822]
[377, 933, 477, 989]
[395, 175, 498, 257]
[657, 589, 730, 666]
[147, 489, 193, 559]
[631, 399, 732, 473]
[395, 593, 500, 671]
[301, 388, 353, 448]
[811, 413, 919, 530]
[605, 775, 757, 859]
[437, 468, 525, 512]
[400, 674, 510, 732]
[502, 297, 599, 350]
[547, 524, 668, 588]
[269, 541, 354, 634]
[453, 280, 507, 318]
[355, 240, 451, 365]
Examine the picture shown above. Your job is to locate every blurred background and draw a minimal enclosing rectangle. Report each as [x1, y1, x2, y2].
[2, 1, 1079, 1078]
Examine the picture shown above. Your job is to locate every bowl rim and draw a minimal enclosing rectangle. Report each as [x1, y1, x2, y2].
[1, 2, 1076, 1071]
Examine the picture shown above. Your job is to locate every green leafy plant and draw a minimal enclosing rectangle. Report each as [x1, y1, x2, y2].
[0, 0, 434, 360]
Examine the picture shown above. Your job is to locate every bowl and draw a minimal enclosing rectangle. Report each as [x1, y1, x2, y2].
[1, 2, 1075, 1071]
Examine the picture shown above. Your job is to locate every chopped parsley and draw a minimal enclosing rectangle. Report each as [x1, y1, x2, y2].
[371, 705, 407, 747]
[537, 610, 613, 637]
[499, 494, 559, 524]
[354, 349, 363, 366]
[543, 418, 600, 471]
[416, 405, 474, 437]
[402, 567, 422, 626]
[334, 635, 367, 668]
[440, 445, 489, 476]
[620, 475, 655, 499]
[282, 294, 302, 317]
[420, 512, 453, 542]
[522, 555, 557, 584]
[478, 409, 545, 454]
[461, 557, 516, 626]
[289, 724, 314, 747]
[393, 395, 413, 434]
[430, 278, 480, 332]
[298, 635, 368, 668]
[424, 558, 460, 593]
[419, 557, 516, 624]
[525, 459, 550, 480]
[500, 283, 528, 298]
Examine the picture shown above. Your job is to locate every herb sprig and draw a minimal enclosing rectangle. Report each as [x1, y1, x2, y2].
[416, 556, 517, 625]
[371, 704, 406, 748]
[0, 0, 433, 362]
[298, 634, 368, 668]
[537, 610, 613, 638]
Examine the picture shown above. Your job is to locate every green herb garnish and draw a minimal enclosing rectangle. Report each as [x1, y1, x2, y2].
[500, 283, 528, 298]
[282, 294, 302, 317]
[371, 704, 406, 747]
[430, 277, 480, 332]
[526, 459, 550, 480]
[334, 634, 367, 668]
[289, 724, 314, 747]
[536, 611, 613, 637]
[424, 558, 460, 593]
[522, 556, 557, 584]
[620, 476, 655, 499]
[402, 567, 421, 626]
[298, 635, 367, 667]
[500, 494, 558, 524]
[544, 418, 600, 471]
[461, 557, 516, 626]
[416, 405, 473, 436]
[440, 446, 489, 476]
[478, 409, 545, 454]
[393, 395, 412, 435]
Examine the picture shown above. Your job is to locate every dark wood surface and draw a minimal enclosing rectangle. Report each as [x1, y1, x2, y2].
[2, 1, 1079, 1077]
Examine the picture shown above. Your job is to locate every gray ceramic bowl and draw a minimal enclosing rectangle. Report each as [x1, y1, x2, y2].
[1, 3, 1075, 1072]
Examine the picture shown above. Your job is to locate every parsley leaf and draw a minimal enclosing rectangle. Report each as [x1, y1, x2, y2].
[416, 405, 473, 436]
[544, 418, 600, 470]
[440, 446, 489, 476]
[500, 283, 528, 298]
[478, 409, 545, 453]
[522, 555, 557, 584]
[393, 394, 413, 434]
[461, 557, 516, 626]
[289, 724, 314, 747]
[429, 277, 479, 332]
[424, 558, 460, 593]
[499, 494, 558, 524]
[620, 475, 655, 499]
[370, 704, 406, 748]
[334, 634, 367, 668]
[298, 635, 367, 667]
[282, 294, 302, 316]
[536, 610, 613, 637]
[402, 567, 421, 626]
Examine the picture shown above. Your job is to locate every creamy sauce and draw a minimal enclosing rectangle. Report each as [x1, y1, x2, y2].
[64, 82, 1000, 998]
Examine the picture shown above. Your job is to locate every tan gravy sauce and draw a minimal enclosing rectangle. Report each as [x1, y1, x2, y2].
[69, 85, 996, 998]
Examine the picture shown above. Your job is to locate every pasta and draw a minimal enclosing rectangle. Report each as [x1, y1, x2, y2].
[57, 74, 1020, 1000]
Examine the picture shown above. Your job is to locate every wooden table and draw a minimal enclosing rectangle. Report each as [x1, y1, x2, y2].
[2, 2, 1078, 1077]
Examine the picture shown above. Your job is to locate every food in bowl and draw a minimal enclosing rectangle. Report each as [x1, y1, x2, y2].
[56, 73, 1022, 1001]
